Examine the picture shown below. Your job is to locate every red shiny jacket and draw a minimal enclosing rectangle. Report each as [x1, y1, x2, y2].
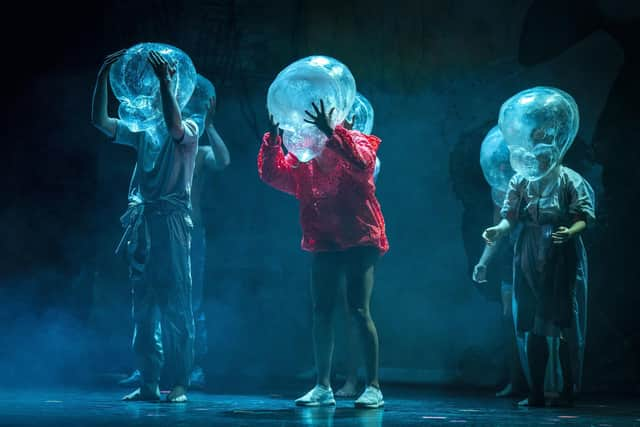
[258, 125, 389, 254]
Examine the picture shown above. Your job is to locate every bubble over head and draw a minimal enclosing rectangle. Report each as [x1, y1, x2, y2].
[498, 86, 579, 181]
[110, 42, 197, 132]
[491, 188, 507, 208]
[267, 56, 356, 162]
[480, 125, 515, 197]
[183, 74, 216, 137]
[348, 92, 374, 134]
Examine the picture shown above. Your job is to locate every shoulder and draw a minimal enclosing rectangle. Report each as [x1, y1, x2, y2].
[560, 166, 591, 189]
[184, 118, 199, 135]
[339, 126, 382, 147]
[179, 119, 199, 146]
[560, 166, 582, 181]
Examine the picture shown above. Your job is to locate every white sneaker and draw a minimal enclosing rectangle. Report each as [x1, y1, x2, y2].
[295, 385, 336, 407]
[354, 386, 384, 408]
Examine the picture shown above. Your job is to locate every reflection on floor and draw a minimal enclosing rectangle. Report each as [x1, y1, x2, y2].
[0, 386, 638, 426]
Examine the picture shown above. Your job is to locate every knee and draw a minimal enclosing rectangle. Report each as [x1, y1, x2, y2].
[349, 306, 372, 325]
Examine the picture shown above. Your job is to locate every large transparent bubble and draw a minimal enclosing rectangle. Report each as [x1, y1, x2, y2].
[480, 125, 515, 199]
[183, 74, 216, 137]
[110, 42, 197, 133]
[491, 187, 507, 208]
[267, 56, 356, 162]
[348, 92, 374, 134]
[498, 86, 579, 181]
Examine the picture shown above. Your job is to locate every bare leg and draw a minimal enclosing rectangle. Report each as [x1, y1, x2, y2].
[497, 285, 521, 397]
[311, 252, 342, 388]
[556, 334, 574, 407]
[345, 247, 380, 389]
[525, 333, 548, 407]
[336, 284, 360, 397]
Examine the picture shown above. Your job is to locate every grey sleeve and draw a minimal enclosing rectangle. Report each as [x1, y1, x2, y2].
[111, 120, 139, 149]
[568, 173, 596, 224]
[176, 119, 199, 146]
[500, 175, 524, 223]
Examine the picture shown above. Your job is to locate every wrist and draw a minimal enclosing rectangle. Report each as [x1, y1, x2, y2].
[97, 68, 110, 80]
[158, 77, 173, 89]
[321, 125, 334, 138]
[265, 133, 281, 146]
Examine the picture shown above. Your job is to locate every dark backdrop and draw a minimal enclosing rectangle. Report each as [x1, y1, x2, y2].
[1, 0, 638, 392]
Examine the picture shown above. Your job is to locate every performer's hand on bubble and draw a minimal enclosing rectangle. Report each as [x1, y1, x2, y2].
[98, 49, 126, 76]
[342, 115, 356, 131]
[147, 51, 176, 82]
[304, 100, 335, 138]
[109, 42, 196, 133]
[269, 114, 283, 145]
[267, 55, 356, 162]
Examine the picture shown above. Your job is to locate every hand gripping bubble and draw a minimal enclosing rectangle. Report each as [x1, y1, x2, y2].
[267, 56, 356, 162]
[110, 42, 197, 132]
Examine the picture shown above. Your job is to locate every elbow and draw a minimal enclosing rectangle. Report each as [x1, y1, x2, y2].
[500, 217, 514, 230]
[90, 114, 105, 130]
[169, 125, 184, 141]
[91, 119, 114, 138]
[257, 168, 268, 184]
[257, 162, 266, 181]
[258, 166, 276, 186]
[219, 157, 231, 170]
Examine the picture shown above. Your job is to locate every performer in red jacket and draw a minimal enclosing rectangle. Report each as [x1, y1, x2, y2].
[258, 101, 388, 408]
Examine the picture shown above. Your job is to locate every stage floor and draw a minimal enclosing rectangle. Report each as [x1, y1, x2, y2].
[0, 386, 638, 426]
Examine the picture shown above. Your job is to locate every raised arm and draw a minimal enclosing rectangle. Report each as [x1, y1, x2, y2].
[203, 97, 230, 170]
[147, 51, 187, 142]
[257, 115, 296, 196]
[303, 100, 378, 169]
[91, 49, 126, 138]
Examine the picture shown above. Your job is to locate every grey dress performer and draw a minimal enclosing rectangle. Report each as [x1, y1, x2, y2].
[501, 166, 595, 393]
